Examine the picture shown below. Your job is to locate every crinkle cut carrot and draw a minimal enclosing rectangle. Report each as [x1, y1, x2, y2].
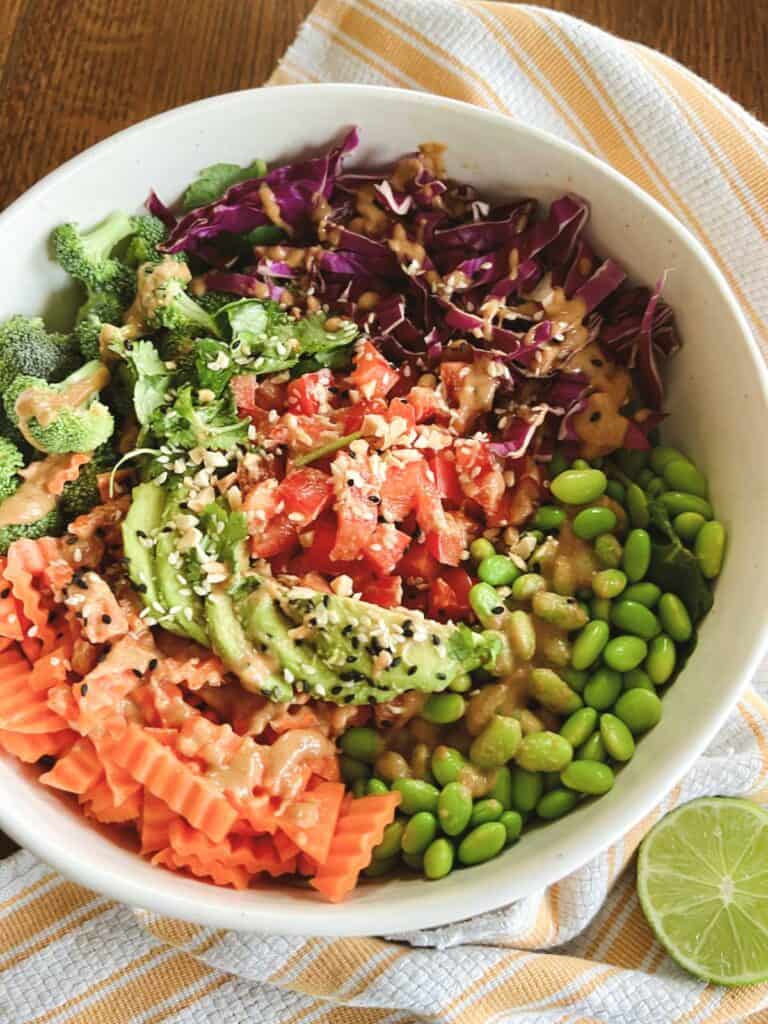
[39, 737, 103, 794]
[0, 728, 76, 763]
[278, 781, 345, 866]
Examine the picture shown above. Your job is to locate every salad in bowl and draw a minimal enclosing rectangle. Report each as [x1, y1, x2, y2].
[0, 127, 725, 902]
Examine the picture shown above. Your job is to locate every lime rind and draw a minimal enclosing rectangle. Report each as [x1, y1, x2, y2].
[638, 797, 768, 986]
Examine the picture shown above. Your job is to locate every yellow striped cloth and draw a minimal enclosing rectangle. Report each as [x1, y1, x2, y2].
[3, 2, 768, 1022]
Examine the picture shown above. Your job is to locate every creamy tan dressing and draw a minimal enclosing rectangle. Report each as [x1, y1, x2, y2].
[258, 182, 293, 235]
[349, 184, 389, 236]
[568, 342, 632, 457]
[15, 364, 110, 450]
[264, 728, 335, 798]
[0, 453, 79, 527]
[387, 223, 426, 267]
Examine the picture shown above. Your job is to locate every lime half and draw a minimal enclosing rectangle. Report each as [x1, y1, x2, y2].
[638, 798, 768, 985]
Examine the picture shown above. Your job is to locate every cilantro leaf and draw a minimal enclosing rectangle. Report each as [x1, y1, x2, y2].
[183, 159, 268, 212]
[109, 339, 170, 425]
[647, 500, 713, 623]
[199, 500, 248, 576]
[194, 338, 235, 397]
[150, 384, 248, 451]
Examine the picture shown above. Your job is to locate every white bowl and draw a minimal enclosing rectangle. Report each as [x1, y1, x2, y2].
[1, 84, 767, 936]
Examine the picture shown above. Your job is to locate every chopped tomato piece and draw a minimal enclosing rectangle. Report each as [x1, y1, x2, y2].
[426, 450, 462, 506]
[440, 356, 502, 433]
[286, 370, 333, 416]
[380, 459, 419, 522]
[454, 438, 506, 518]
[428, 567, 473, 621]
[276, 468, 334, 529]
[251, 519, 298, 559]
[491, 461, 543, 527]
[386, 397, 417, 432]
[396, 541, 440, 582]
[349, 340, 400, 400]
[243, 479, 279, 529]
[329, 449, 380, 562]
[425, 510, 472, 567]
[269, 413, 340, 454]
[359, 576, 403, 609]
[231, 374, 256, 413]
[341, 398, 388, 434]
[364, 524, 411, 575]
[407, 385, 447, 424]
[288, 514, 358, 577]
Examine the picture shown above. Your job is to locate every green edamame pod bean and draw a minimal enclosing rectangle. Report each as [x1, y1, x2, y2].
[695, 521, 726, 579]
[606, 480, 626, 503]
[469, 715, 522, 769]
[600, 713, 636, 761]
[373, 820, 405, 860]
[449, 675, 472, 694]
[560, 667, 589, 692]
[423, 838, 454, 880]
[615, 448, 649, 479]
[614, 688, 663, 734]
[573, 506, 617, 540]
[431, 746, 467, 786]
[592, 569, 628, 599]
[363, 856, 398, 878]
[571, 458, 591, 470]
[623, 668, 655, 692]
[637, 467, 655, 489]
[622, 529, 652, 582]
[571, 620, 610, 670]
[479, 554, 521, 587]
[550, 469, 607, 505]
[663, 459, 708, 498]
[352, 778, 367, 798]
[470, 798, 504, 827]
[660, 491, 713, 520]
[533, 505, 567, 531]
[622, 582, 661, 607]
[611, 600, 661, 640]
[533, 591, 589, 631]
[560, 706, 599, 747]
[366, 778, 390, 796]
[561, 759, 615, 795]
[591, 597, 612, 622]
[457, 822, 507, 866]
[511, 573, 547, 602]
[340, 727, 386, 763]
[511, 767, 544, 812]
[673, 512, 705, 544]
[500, 810, 523, 844]
[549, 451, 570, 478]
[437, 782, 473, 836]
[507, 610, 537, 660]
[646, 476, 666, 498]
[650, 445, 686, 475]
[542, 770, 561, 793]
[422, 692, 467, 725]
[340, 755, 370, 783]
[603, 635, 648, 672]
[657, 593, 692, 642]
[577, 732, 607, 761]
[583, 667, 622, 711]
[490, 765, 513, 810]
[594, 533, 623, 569]
[516, 731, 573, 772]
[645, 634, 676, 684]
[470, 537, 496, 562]
[392, 778, 439, 815]
[402, 811, 438, 855]
[469, 582, 505, 626]
[530, 668, 583, 715]
[537, 788, 579, 819]
[626, 483, 650, 528]
[401, 852, 424, 872]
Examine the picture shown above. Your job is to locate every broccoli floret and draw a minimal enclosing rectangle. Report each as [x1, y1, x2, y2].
[73, 292, 125, 361]
[197, 290, 237, 316]
[157, 330, 198, 378]
[0, 437, 24, 502]
[123, 215, 170, 268]
[0, 315, 80, 392]
[60, 443, 116, 522]
[0, 508, 62, 556]
[134, 260, 220, 337]
[52, 211, 137, 299]
[4, 361, 114, 454]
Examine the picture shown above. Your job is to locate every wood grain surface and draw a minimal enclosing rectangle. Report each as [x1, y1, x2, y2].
[0, 0, 764, 861]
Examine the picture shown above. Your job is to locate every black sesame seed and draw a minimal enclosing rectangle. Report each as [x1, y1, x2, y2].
[436, 672, 447, 680]
[0, 588, 9, 599]
[101, 614, 112, 624]
[37, 755, 55, 769]
[133, 669, 142, 678]
[322, 595, 330, 608]
[346, 654, 357, 663]
[391, 656, 402, 668]
[589, 411, 602, 423]
[148, 658, 158, 671]
[80, 684, 89, 696]
[368, 495, 381, 504]
[591, 358, 604, 367]
[431, 634, 440, 645]
[407, 666, 418, 676]
[491, 605, 504, 615]
[342, 624, 353, 636]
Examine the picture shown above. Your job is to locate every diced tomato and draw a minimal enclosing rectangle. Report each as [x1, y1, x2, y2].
[386, 397, 417, 432]
[453, 438, 506, 518]
[380, 459, 419, 522]
[329, 449, 380, 562]
[359, 576, 403, 609]
[407, 385, 446, 423]
[231, 374, 256, 413]
[426, 450, 463, 506]
[425, 510, 472, 567]
[364, 524, 411, 576]
[349, 340, 400, 400]
[243, 478, 279, 528]
[269, 413, 340, 454]
[440, 356, 501, 432]
[276, 468, 334, 529]
[428, 567, 473, 621]
[286, 370, 333, 416]
[288, 514, 357, 577]
[341, 398, 388, 434]
[251, 519, 298, 559]
[490, 462, 543, 527]
[396, 541, 440, 582]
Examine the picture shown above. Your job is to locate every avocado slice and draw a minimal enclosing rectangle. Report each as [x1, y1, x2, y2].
[155, 490, 209, 647]
[205, 588, 289, 700]
[123, 482, 166, 621]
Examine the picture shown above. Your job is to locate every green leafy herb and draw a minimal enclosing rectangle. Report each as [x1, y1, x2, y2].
[150, 384, 249, 451]
[109, 339, 170, 425]
[183, 159, 268, 212]
[647, 500, 713, 623]
[194, 338, 235, 397]
[199, 500, 248, 570]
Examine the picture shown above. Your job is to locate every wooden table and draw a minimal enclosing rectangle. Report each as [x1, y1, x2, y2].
[0, 0, 764, 859]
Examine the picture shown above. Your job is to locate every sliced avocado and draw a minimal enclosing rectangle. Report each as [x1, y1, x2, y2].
[206, 588, 290, 700]
[155, 490, 208, 646]
[123, 482, 166, 620]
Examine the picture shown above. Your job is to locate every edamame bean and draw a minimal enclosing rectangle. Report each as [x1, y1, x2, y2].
[363, 856, 397, 878]
[513, 708, 545, 734]
[572, 620, 610, 670]
[471, 798, 504, 827]
[530, 668, 583, 715]
[663, 459, 708, 498]
[561, 759, 615, 795]
[637, 467, 656, 489]
[591, 597, 612, 622]
[470, 537, 496, 562]
[533, 591, 589, 631]
[614, 688, 663, 734]
[578, 732, 607, 761]
[366, 778, 390, 796]
[560, 667, 589, 692]
[560, 706, 599, 747]
[658, 593, 692, 642]
[626, 483, 650, 528]
[572, 458, 591, 470]
[650, 445, 686, 475]
[660, 492, 713, 519]
[469, 715, 522, 769]
[374, 751, 410, 782]
[402, 812, 438, 855]
[646, 476, 666, 498]
[340, 755, 371, 783]
[695, 521, 726, 579]
[449, 675, 472, 694]
[507, 610, 537, 660]
[593, 569, 627, 600]
[542, 770, 561, 793]
[470, 582, 505, 626]
[616, 449, 649, 478]
[438, 782, 473, 836]
[584, 667, 622, 711]
[594, 533, 623, 569]
[611, 600, 661, 640]
[600, 713, 636, 761]
[422, 692, 467, 725]
[424, 837, 454, 879]
[537, 788, 579, 819]
[622, 529, 651, 582]
[511, 767, 544, 812]
[533, 505, 567, 531]
[511, 572, 547, 601]
[673, 512, 705, 544]
[457, 822, 507, 865]
[573, 506, 617, 540]
[352, 778, 367, 798]
[500, 810, 523, 844]
[479, 554, 521, 587]
[623, 668, 655, 692]
[392, 778, 439, 815]
[622, 582, 661, 607]
[431, 746, 466, 786]
[401, 852, 424, 871]
[646, 634, 676, 684]
[603, 635, 648, 672]
[373, 820, 405, 860]
[550, 469, 607, 505]
[516, 732, 573, 772]
[490, 765, 513, 809]
[340, 727, 386, 762]
[606, 480, 626, 503]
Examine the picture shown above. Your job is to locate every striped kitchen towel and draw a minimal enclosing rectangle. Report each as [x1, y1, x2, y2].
[3, 2, 768, 1022]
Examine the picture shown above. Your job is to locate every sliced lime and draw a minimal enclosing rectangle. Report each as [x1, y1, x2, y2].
[638, 797, 768, 986]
